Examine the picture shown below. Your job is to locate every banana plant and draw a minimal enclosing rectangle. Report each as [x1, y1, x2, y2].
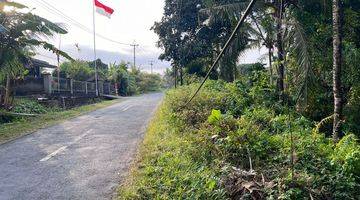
[0, 1, 73, 108]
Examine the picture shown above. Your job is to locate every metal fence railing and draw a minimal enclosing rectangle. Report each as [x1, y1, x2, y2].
[49, 76, 114, 96]
[52, 77, 70, 92]
[14, 75, 116, 96]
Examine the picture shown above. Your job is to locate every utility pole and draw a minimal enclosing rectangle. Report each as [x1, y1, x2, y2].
[130, 42, 139, 68]
[57, 35, 61, 92]
[149, 60, 154, 74]
[92, 1, 99, 96]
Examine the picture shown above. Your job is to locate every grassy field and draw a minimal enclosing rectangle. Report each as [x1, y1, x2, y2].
[0, 99, 120, 144]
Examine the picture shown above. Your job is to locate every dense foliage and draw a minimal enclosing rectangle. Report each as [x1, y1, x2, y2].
[153, 0, 360, 138]
[120, 71, 359, 199]
[55, 61, 163, 96]
[108, 62, 163, 96]
[57, 60, 95, 81]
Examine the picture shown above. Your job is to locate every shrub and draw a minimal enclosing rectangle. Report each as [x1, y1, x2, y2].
[119, 79, 360, 199]
[12, 98, 48, 114]
[331, 134, 360, 176]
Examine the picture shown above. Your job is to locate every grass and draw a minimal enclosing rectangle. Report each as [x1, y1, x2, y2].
[118, 82, 360, 199]
[0, 99, 120, 144]
[117, 102, 226, 200]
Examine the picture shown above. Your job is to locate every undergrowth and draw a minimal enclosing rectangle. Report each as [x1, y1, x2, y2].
[119, 77, 360, 199]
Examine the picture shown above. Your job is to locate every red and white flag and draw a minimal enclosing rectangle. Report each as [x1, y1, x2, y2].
[94, 0, 114, 18]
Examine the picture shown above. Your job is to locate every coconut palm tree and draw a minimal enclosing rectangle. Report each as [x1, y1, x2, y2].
[199, 0, 312, 101]
[199, 1, 253, 82]
[0, 1, 72, 108]
[332, 0, 343, 142]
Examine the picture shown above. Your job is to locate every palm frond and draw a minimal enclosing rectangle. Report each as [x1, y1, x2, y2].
[42, 42, 73, 61]
[200, 2, 249, 15]
[20, 38, 73, 61]
[0, 1, 27, 10]
[199, 2, 250, 26]
[284, 14, 314, 106]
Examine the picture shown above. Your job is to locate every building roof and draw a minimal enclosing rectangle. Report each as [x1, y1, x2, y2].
[30, 58, 58, 69]
[23, 58, 57, 69]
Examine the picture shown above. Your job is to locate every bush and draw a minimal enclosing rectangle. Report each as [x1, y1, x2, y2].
[119, 77, 360, 199]
[12, 98, 48, 114]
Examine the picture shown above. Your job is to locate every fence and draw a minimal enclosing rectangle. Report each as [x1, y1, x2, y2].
[13, 77, 44, 96]
[14, 74, 115, 96]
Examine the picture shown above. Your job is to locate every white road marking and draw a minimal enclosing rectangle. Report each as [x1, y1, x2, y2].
[40, 129, 93, 162]
[122, 105, 133, 111]
[40, 146, 67, 162]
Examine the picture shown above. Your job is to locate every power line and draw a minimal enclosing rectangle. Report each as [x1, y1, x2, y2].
[32, 0, 132, 46]
[185, 0, 257, 106]
[30, 0, 156, 68]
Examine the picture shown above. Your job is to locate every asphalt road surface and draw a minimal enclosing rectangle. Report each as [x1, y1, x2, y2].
[0, 93, 163, 200]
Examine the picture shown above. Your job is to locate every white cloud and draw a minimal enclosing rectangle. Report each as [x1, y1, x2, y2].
[16, 0, 265, 74]
[17, 0, 169, 73]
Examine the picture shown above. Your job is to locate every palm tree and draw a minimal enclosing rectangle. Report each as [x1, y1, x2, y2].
[0, 2, 72, 108]
[274, 0, 285, 100]
[249, 12, 276, 85]
[199, 2, 253, 82]
[332, 0, 343, 142]
[199, 0, 312, 101]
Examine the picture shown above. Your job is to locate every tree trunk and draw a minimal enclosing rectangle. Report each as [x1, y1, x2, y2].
[234, 64, 237, 82]
[4, 75, 11, 109]
[173, 65, 177, 88]
[332, 0, 343, 142]
[275, 1, 285, 101]
[269, 47, 273, 85]
[179, 66, 184, 86]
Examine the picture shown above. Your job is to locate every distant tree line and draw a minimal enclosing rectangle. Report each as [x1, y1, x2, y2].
[56, 59, 163, 96]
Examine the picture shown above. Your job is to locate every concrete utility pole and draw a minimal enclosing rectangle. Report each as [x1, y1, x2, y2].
[57, 35, 61, 92]
[130, 42, 139, 68]
[92, 1, 99, 96]
[149, 60, 154, 74]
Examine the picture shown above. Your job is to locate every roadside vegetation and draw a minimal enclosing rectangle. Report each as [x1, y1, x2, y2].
[0, 98, 119, 143]
[120, 72, 359, 199]
[120, 0, 360, 198]
[107, 62, 163, 95]
[0, 1, 72, 109]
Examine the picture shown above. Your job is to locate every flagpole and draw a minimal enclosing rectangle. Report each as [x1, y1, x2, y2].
[92, 0, 99, 96]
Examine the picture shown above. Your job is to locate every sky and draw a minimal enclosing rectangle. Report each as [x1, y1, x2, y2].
[15, 0, 265, 74]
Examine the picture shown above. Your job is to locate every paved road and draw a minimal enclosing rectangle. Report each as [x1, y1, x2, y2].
[0, 93, 163, 200]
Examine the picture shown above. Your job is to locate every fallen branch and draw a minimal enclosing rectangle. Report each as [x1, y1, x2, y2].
[0, 112, 40, 117]
[314, 114, 334, 133]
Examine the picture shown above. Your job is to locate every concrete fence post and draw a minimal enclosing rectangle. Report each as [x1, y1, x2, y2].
[115, 83, 118, 96]
[70, 79, 74, 95]
[108, 83, 111, 95]
[43, 74, 52, 94]
[85, 82, 88, 94]
[98, 81, 103, 95]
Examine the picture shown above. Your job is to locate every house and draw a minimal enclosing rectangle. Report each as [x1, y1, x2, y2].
[12, 58, 58, 95]
[25, 58, 58, 78]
